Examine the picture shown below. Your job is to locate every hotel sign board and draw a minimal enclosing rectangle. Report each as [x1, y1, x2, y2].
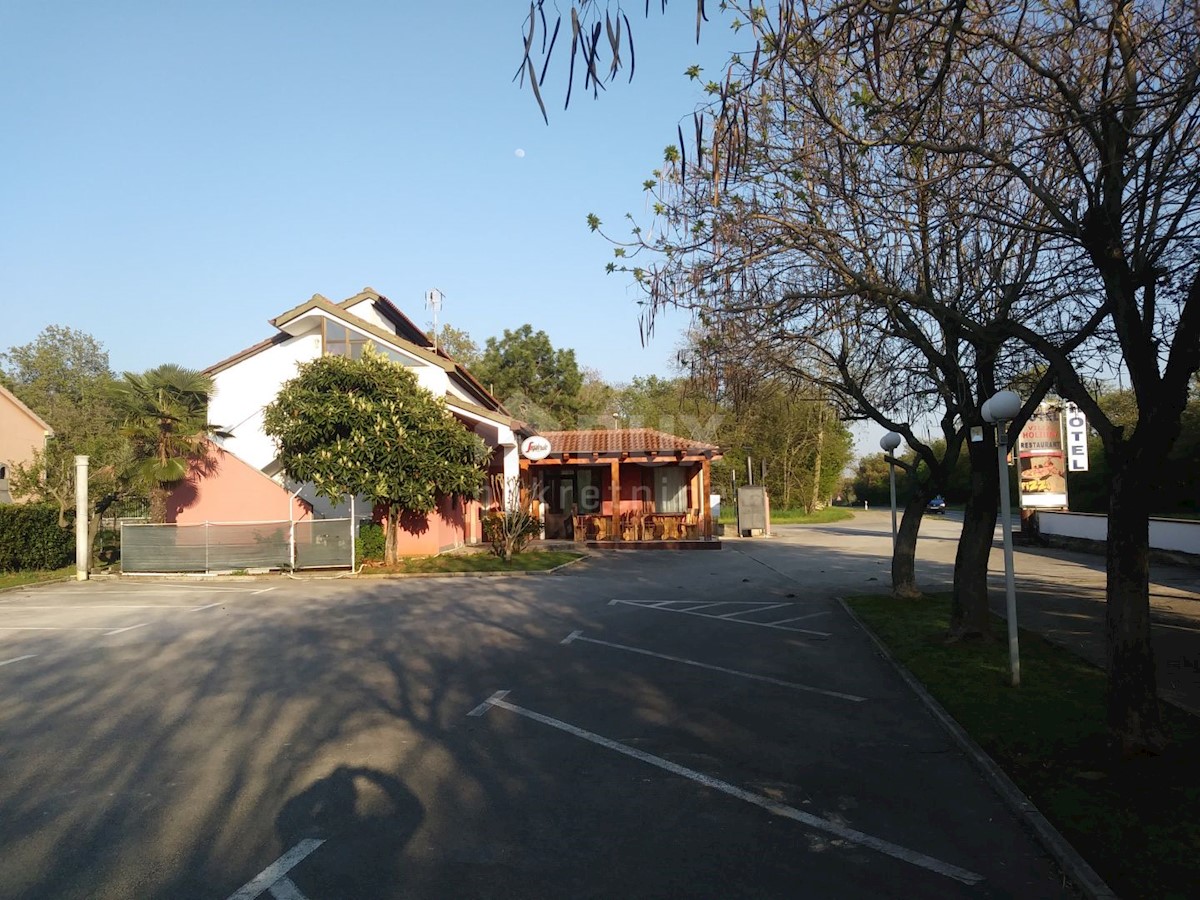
[1016, 409, 1068, 509]
[1063, 404, 1090, 472]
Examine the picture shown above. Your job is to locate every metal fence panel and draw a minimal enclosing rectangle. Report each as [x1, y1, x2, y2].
[206, 522, 291, 571]
[294, 518, 355, 569]
[121, 519, 348, 574]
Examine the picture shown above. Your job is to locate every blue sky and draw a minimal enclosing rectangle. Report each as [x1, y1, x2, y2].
[0, 2, 745, 388]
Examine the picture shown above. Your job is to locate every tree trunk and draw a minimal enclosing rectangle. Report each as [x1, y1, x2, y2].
[892, 486, 929, 598]
[1105, 448, 1166, 755]
[811, 425, 825, 513]
[149, 485, 169, 524]
[950, 437, 999, 640]
[385, 506, 400, 567]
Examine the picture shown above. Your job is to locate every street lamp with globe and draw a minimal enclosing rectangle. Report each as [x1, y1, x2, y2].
[880, 431, 903, 554]
[983, 389, 1023, 687]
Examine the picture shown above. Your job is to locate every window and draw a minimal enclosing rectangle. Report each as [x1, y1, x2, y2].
[323, 320, 410, 364]
[577, 468, 602, 513]
[655, 467, 688, 513]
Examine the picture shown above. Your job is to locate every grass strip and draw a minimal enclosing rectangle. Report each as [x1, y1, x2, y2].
[846, 593, 1200, 900]
[359, 550, 582, 575]
[718, 507, 855, 525]
[0, 567, 76, 591]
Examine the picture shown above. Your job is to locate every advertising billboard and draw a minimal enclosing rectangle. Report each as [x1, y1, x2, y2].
[1016, 408, 1068, 508]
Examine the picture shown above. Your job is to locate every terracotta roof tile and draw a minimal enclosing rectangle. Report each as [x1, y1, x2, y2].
[537, 428, 720, 455]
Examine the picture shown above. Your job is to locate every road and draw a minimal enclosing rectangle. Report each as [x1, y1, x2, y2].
[0, 520, 1078, 899]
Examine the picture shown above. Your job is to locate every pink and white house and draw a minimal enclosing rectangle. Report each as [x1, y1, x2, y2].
[0, 383, 54, 505]
[169, 288, 525, 555]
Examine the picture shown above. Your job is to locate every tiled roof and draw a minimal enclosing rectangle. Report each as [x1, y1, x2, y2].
[538, 428, 720, 455]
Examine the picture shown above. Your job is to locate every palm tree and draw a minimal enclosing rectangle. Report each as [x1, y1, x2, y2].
[110, 364, 224, 523]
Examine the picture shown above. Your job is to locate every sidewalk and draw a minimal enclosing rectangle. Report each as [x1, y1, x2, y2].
[989, 542, 1200, 715]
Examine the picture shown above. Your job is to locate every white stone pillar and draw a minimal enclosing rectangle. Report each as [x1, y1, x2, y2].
[74, 455, 89, 581]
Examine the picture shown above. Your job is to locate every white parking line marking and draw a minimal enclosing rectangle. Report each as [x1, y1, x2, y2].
[470, 694, 982, 886]
[609, 598, 831, 638]
[104, 623, 148, 636]
[561, 632, 866, 702]
[190, 602, 224, 612]
[0, 605, 196, 610]
[267, 876, 310, 900]
[19, 587, 259, 596]
[226, 838, 325, 900]
[0, 655, 37, 667]
[468, 690, 510, 716]
[0, 626, 113, 631]
[252, 588, 276, 595]
[763, 611, 833, 626]
[716, 603, 789, 618]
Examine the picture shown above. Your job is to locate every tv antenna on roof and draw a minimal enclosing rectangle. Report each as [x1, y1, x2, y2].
[425, 288, 444, 352]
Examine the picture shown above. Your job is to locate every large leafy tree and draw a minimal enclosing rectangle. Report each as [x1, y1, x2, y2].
[753, 0, 1200, 756]
[528, 0, 1200, 755]
[429, 324, 481, 370]
[474, 324, 584, 428]
[2, 327, 131, 554]
[109, 364, 222, 524]
[263, 350, 489, 565]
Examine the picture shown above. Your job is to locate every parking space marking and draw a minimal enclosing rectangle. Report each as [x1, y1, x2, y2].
[763, 611, 832, 626]
[103, 623, 148, 636]
[227, 838, 325, 900]
[0, 655, 37, 667]
[191, 602, 225, 612]
[267, 877, 309, 900]
[470, 693, 983, 885]
[468, 690, 510, 716]
[0, 605, 200, 610]
[716, 602, 789, 618]
[560, 631, 866, 702]
[609, 599, 831, 638]
[12, 587, 263, 597]
[0, 626, 115, 632]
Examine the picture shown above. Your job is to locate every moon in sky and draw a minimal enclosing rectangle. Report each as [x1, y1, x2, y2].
[514, 148, 526, 158]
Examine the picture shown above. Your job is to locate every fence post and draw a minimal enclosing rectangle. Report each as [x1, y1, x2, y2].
[204, 522, 210, 574]
[290, 520, 296, 571]
[350, 495, 356, 571]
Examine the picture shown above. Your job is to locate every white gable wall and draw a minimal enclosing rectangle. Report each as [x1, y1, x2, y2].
[210, 328, 322, 471]
[414, 365, 449, 396]
[341, 300, 395, 333]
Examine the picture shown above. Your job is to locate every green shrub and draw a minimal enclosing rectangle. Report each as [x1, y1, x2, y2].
[482, 511, 541, 560]
[0, 504, 74, 571]
[356, 522, 385, 562]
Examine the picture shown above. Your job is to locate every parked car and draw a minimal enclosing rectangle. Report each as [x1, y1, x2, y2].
[927, 495, 947, 514]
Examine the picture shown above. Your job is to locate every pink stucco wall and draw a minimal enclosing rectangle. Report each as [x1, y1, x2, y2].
[0, 387, 50, 485]
[166, 444, 311, 524]
[377, 494, 478, 555]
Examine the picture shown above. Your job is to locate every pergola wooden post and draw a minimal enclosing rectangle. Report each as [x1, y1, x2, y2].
[610, 458, 621, 540]
[702, 456, 713, 539]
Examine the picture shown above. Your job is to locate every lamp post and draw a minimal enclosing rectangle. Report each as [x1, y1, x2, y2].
[983, 390, 1023, 687]
[880, 432, 902, 555]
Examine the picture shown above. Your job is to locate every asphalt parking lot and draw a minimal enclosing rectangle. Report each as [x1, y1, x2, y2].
[0, 526, 1072, 899]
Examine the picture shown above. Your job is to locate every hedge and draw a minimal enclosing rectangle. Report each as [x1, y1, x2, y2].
[0, 504, 74, 571]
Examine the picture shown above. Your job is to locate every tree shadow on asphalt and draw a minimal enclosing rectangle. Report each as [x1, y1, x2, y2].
[0, 549, 1109, 899]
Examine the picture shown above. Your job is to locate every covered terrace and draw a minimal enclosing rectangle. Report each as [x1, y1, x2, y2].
[524, 428, 721, 547]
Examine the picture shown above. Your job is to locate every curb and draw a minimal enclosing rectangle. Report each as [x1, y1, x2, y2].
[109, 555, 589, 583]
[837, 597, 1117, 900]
[339, 554, 589, 580]
[0, 575, 75, 595]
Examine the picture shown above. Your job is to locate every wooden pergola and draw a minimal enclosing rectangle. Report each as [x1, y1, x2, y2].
[521, 428, 721, 544]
